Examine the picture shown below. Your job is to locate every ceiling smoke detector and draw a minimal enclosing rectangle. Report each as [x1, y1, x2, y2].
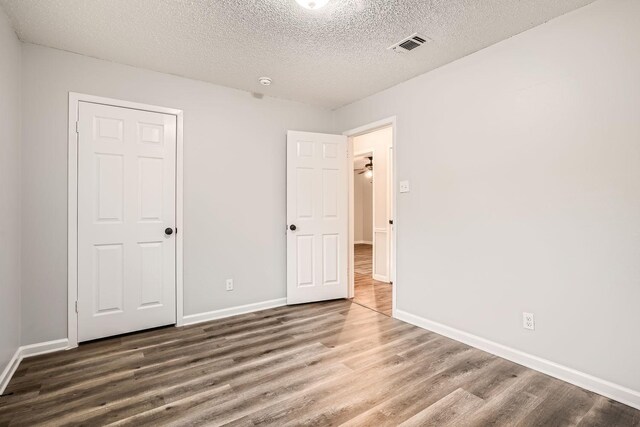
[295, 0, 329, 10]
[258, 77, 272, 86]
[388, 33, 431, 54]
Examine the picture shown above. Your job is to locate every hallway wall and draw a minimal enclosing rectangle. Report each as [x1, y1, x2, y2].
[354, 170, 372, 244]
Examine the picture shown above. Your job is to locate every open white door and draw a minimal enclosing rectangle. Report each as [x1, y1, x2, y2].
[287, 131, 348, 304]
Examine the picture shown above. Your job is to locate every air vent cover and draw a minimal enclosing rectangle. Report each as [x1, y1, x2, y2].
[388, 33, 431, 53]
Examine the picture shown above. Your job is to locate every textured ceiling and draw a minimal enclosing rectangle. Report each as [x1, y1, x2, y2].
[0, 0, 595, 108]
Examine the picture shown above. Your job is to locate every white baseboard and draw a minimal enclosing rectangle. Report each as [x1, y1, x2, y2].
[0, 348, 21, 395]
[0, 338, 69, 395]
[355, 240, 372, 245]
[182, 298, 287, 326]
[7, 310, 636, 411]
[19, 339, 70, 358]
[395, 309, 640, 410]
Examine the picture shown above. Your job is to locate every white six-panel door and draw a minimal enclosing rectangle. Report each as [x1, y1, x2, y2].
[287, 131, 348, 304]
[78, 101, 177, 342]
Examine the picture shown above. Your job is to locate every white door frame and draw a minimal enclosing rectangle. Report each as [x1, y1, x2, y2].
[344, 116, 397, 317]
[67, 92, 184, 348]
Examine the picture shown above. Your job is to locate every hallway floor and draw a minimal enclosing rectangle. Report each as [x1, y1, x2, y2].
[353, 244, 392, 316]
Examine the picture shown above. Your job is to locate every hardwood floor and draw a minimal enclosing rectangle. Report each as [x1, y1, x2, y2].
[353, 244, 392, 316]
[353, 243, 374, 276]
[1, 300, 638, 426]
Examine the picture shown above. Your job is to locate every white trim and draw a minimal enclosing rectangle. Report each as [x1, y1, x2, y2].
[348, 141, 354, 299]
[370, 151, 377, 285]
[67, 92, 185, 347]
[373, 227, 390, 283]
[396, 309, 640, 410]
[175, 111, 185, 326]
[182, 298, 287, 326]
[344, 117, 397, 317]
[68, 94, 78, 348]
[20, 339, 70, 358]
[344, 117, 396, 138]
[0, 339, 69, 394]
[372, 274, 389, 282]
[388, 145, 395, 287]
[0, 348, 20, 395]
[390, 121, 397, 316]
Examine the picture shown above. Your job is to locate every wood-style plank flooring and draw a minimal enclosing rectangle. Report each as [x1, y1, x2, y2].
[1, 300, 639, 426]
[353, 244, 392, 316]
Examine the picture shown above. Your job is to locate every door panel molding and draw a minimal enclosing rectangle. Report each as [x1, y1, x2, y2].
[68, 92, 184, 348]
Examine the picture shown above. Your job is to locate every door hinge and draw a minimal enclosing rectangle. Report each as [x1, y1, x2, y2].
[75, 301, 78, 313]
[75, 121, 79, 133]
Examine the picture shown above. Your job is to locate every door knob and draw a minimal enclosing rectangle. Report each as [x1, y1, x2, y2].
[289, 224, 297, 231]
[165, 227, 174, 236]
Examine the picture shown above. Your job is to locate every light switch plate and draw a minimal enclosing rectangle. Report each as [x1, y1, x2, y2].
[399, 180, 410, 193]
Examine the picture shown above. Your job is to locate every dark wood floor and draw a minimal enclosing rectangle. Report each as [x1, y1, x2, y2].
[353, 244, 392, 316]
[1, 300, 638, 426]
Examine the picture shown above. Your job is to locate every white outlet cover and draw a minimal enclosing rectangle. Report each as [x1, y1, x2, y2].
[522, 312, 535, 330]
[226, 279, 234, 291]
[399, 180, 410, 193]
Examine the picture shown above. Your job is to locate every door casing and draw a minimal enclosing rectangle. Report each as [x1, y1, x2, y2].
[67, 92, 184, 348]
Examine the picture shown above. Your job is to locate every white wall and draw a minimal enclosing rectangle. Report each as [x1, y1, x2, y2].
[20, 44, 334, 345]
[353, 170, 372, 243]
[10, 0, 640, 407]
[0, 5, 21, 376]
[335, 0, 640, 396]
[353, 127, 392, 280]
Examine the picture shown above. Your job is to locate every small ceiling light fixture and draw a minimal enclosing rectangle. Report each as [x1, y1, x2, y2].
[258, 77, 272, 86]
[295, 0, 329, 10]
[364, 170, 373, 179]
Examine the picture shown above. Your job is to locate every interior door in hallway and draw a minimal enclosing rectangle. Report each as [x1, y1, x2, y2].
[77, 101, 177, 342]
[286, 131, 348, 304]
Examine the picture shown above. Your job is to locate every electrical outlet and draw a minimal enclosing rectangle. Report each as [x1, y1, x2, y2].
[225, 279, 234, 291]
[523, 312, 535, 330]
[399, 180, 410, 193]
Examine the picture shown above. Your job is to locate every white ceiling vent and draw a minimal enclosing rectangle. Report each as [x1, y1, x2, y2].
[388, 33, 431, 53]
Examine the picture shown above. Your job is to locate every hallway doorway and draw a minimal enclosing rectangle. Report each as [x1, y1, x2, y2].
[349, 125, 394, 316]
